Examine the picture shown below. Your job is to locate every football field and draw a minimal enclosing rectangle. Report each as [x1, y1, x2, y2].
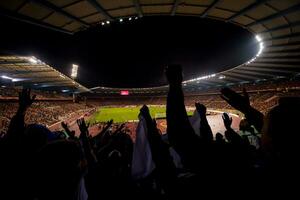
[88, 106, 193, 123]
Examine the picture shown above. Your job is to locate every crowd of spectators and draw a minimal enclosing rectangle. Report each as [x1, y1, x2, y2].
[0, 65, 299, 199]
[2, 78, 300, 137]
[0, 101, 92, 134]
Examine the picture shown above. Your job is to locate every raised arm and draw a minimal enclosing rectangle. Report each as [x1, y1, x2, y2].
[165, 65, 200, 167]
[221, 87, 264, 132]
[77, 118, 98, 166]
[6, 89, 36, 140]
[195, 103, 213, 143]
[222, 113, 243, 145]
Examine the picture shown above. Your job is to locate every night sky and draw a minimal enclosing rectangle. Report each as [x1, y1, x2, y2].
[0, 16, 258, 88]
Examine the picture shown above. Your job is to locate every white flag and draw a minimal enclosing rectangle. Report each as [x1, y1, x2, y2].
[131, 115, 155, 180]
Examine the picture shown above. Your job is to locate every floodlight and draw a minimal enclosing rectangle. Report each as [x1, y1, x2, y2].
[1, 75, 12, 80]
[71, 64, 78, 78]
[28, 57, 38, 64]
[255, 35, 262, 42]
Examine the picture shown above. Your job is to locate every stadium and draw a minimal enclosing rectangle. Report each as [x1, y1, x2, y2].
[1, 0, 300, 199]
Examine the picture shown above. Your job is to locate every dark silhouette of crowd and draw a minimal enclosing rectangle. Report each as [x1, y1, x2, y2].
[0, 65, 299, 199]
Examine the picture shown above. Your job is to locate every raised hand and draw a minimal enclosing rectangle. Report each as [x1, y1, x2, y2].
[61, 121, 75, 138]
[165, 64, 183, 86]
[222, 112, 232, 130]
[140, 105, 151, 119]
[113, 123, 125, 135]
[220, 87, 250, 113]
[18, 88, 36, 113]
[77, 118, 89, 137]
[195, 102, 207, 117]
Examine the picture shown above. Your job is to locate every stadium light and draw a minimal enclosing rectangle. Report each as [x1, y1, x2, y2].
[255, 35, 262, 42]
[28, 56, 38, 64]
[246, 35, 264, 65]
[135, 16, 138, 20]
[183, 73, 216, 83]
[101, 22, 105, 26]
[219, 75, 226, 79]
[71, 64, 78, 78]
[129, 17, 132, 21]
[1, 75, 18, 82]
[106, 21, 110, 24]
[1, 75, 12, 80]
[119, 18, 123, 22]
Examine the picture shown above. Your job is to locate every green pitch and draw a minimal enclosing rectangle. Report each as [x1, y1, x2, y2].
[88, 106, 193, 123]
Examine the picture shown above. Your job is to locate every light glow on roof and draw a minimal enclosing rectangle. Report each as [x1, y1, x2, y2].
[255, 35, 262, 42]
[28, 56, 38, 64]
[1, 75, 20, 82]
[1, 75, 12, 80]
[71, 64, 78, 78]
[246, 36, 264, 65]
[183, 74, 216, 83]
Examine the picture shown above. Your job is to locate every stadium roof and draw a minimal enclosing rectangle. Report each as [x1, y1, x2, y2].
[0, 0, 300, 93]
[0, 55, 90, 93]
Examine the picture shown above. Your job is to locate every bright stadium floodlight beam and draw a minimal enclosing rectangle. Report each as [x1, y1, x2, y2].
[255, 35, 262, 42]
[71, 64, 78, 78]
[260, 42, 264, 50]
[129, 17, 132, 21]
[101, 22, 105, 26]
[119, 18, 123, 22]
[106, 21, 110, 24]
[1, 75, 12, 80]
[28, 56, 38, 64]
[183, 73, 216, 83]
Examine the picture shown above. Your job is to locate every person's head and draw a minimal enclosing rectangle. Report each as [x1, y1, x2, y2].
[261, 97, 300, 164]
[23, 124, 52, 152]
[239, 119, 251, 132]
